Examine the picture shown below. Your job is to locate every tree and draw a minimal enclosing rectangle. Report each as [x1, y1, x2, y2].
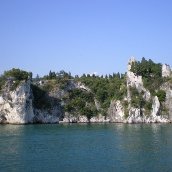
[4, 68, 30, 81]
[48, 70, 56, 79]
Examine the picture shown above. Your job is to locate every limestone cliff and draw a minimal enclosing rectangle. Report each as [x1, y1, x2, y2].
[0, 80, 34, 124]
[108, 57, 171, 123]
[0, 57, 172, 124]
[108, 100, 125, 122]
[127, 57, 150, 101]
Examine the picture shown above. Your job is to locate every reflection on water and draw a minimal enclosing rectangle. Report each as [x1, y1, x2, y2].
[0, 124, 172, 172]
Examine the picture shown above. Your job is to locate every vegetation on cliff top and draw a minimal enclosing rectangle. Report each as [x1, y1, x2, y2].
[130, 57, 164, 94]
[0, 68, 32, 91]
[130, 57, 168, 115]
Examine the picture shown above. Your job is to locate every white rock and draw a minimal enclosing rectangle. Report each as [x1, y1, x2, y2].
[0, 80, 34, 124]
[90, 114, 110, 123]
[108, 100, 125, 122]
[162, 64, 171, 77]
[127, 58, 151, 101]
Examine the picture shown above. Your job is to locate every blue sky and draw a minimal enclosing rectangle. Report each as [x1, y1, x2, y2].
[0, 0, 172, 76]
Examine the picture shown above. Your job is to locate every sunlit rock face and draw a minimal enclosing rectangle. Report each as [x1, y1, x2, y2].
[124, 57, 170, 123]
[59, 112, 88, 123]
[126, 96, 169, 123]
[161, 82, 172, 121]
[0, 80, 34, 124]
[90, 114, 110, 123]
[162, 64, 171, 78]
[108, 100, 125, 122]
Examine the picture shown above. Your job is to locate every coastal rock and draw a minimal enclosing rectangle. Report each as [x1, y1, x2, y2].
[125, 96, 169, 123]
[161, 82, 172, 121]
[90, 114, 110, 123]
[108, 100, 125, 122]
[60, 112, 88, 123]
[0, 80, 34, 124]
[127, 58, 150, 101]
[127, 108, 145, 123]
[33, 108, 60, 124]
[125, 58, 169, 123]
[60, 113, 110, 123]
[162, 64, 171, 78]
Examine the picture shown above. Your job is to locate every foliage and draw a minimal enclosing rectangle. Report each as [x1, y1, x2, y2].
[130, 86, 153, 114]
[156, 90, 166, 102]
[78, 73, 127, 112]
[64, 88, 97, 120]
[144, 101, 152, 111]
[44, 70, 72, 80]
[0, 75, 6, 91]
[122, 100, 129, 118]
[131, 57, 162, 78]
[0, 68, 32, 91]
[131, 57, 163, 94]
[4, 68, 31, 81]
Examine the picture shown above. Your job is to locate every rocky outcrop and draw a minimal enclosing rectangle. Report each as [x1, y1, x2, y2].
[125, 96, 169, 123]
[0, 80, 34, 124]
[108, 100, 125, 122]
[60, 112, 88, 123]
[0, 57, 172, 124]
[123, 57, 170, 123]
[60, 112, 109, 123]
[162, 64, 171, 77]
[90, 114, 110, 123]
[127, 108, 145, 123]
[33, 108, 61, 124]
[161, 82, 172, 121]
[127, 57, 151, 101]
[76, 82, 91, 92]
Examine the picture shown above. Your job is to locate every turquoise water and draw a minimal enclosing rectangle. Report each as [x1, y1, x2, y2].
[0, 124, 172, 172]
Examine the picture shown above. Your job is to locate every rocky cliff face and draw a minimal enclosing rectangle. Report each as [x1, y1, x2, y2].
[0, 79, 65, 124]
[0, 80, 34, 124]
[0, 58, 172, 124]
[0, 79, 104, 124]
[125, 96, 169, 123]
[127, 57, 150, 101]
[108, 100, 125, 122]
[162, 64, 171, 78]
[108, 57, 171, 123]
[161, 82, 172, 121]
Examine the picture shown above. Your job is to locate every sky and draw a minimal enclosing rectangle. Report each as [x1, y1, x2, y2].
[0, 0, 172, 77]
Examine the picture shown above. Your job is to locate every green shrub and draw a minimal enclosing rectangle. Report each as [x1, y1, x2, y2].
[4, 68, 31, 81]
[64, 88, 97, 119]
[156, 90, 166, 102]
[0, 75, 5, 92]
[131, 58, 163, 93]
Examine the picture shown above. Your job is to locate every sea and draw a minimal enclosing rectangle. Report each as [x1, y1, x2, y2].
[0, 123, 172, 172]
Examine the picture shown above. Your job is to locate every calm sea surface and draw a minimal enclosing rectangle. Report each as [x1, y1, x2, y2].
[0, 123, 172, 172]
